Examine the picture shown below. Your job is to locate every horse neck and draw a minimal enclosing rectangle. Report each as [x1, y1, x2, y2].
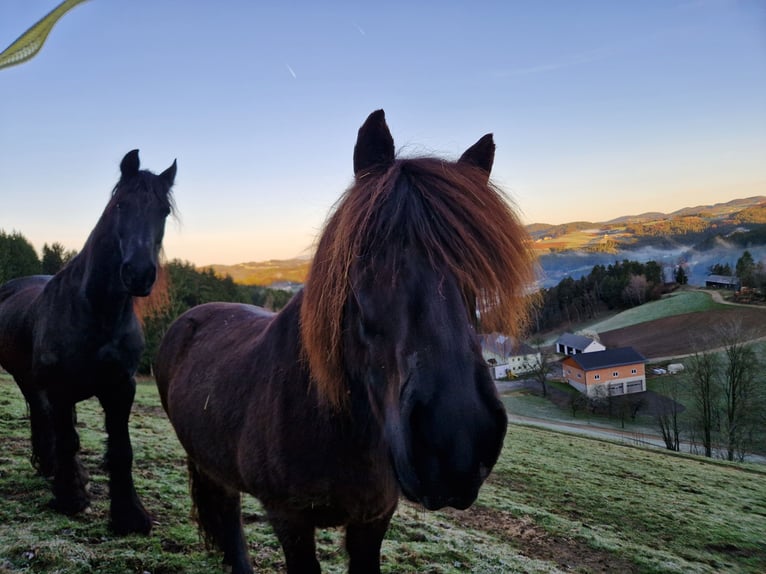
[66, 223, 134, 324]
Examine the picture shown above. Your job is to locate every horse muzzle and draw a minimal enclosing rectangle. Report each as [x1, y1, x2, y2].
[386, 374, 507, 511]
[120, 260, 157, 296]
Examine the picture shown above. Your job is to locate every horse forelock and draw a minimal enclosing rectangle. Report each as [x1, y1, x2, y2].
[110, 170, 177, 218]
[301, 156, 537, 410]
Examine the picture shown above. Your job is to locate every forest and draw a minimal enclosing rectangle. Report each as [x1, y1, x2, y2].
[531, 259, 668, 332]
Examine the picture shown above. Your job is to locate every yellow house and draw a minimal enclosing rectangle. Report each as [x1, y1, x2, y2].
[562, 347, 646, 397]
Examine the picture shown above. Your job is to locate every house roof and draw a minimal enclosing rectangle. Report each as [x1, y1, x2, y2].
[555, 332, 597, 350]
[565, 347, 646, 370]
[705, 274, 739, 285]
[480, 333, 537, 358]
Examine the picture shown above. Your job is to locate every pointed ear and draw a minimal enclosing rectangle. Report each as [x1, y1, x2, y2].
[459, 134, 495, 179]
[160, 159, 177, 186]
[120, 149, 140, 177]
[353, 109, 395, 177]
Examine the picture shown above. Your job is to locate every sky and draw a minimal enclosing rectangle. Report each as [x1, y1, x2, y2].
[1, 0, 765, 266]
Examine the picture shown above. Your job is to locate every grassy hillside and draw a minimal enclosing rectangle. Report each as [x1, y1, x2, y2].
[1, 374, 765, 573]
[587, 290, 725, 333]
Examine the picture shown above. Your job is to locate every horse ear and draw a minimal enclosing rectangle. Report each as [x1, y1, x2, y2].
[459, 134, 495, 179]
[353, 109, 395, 177]
[120, 149, 140, 177]
[161, 159, 177, 186]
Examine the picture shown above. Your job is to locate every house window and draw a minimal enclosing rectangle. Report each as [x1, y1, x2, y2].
[594, 374, 600, 380]
[631, 368, 637, 374]
[613, 371, 619, 377]
[577, 373, 582, 379]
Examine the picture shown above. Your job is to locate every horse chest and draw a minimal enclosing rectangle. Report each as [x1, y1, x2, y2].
[33, 326, 139, 387]
[245, 428, 397, 525]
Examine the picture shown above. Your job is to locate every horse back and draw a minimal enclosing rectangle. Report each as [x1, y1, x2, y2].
[154, 302, 279, 484]
[0, 275, 51, 379]
[154, 301, 274, 403]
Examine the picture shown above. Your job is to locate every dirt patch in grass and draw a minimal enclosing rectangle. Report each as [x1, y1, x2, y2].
[132, 402, 167, 418]
[441, 505, 640, 574]
[599, 308, 766, 359]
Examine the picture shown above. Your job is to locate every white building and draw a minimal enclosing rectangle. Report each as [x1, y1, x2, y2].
[555, 333, 605, 356]
[480, 333, 542, 379]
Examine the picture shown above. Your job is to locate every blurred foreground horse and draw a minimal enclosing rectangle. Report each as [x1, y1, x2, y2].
[0, 150, 176, 534]
[155, 110, 534, 573]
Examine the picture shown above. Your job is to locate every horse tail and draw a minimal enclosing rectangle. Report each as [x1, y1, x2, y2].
[188, 459, 241, 551]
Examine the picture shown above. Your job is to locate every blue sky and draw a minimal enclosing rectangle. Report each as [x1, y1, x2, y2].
[1, 0, 764, 265]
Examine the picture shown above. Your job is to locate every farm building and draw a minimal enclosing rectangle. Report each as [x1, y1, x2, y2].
[705, 274, 740, 290]
[562, 347, 646, 397]
[480, 333, 542, 379]
[555, 333, 605, 356]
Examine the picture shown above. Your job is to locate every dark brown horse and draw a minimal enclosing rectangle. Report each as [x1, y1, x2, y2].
[0, 150, 176, 534]
[154, 110, 535, 573]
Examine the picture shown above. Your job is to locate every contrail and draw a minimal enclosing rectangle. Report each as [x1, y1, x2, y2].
[286, 63, 297, 79]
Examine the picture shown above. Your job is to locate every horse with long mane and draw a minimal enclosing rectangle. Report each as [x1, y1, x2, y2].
[0, 150, 176, 534]
[154, 110, 535, 573]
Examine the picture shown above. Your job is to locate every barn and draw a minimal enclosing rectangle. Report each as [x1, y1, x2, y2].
[562, 347, 646, 397]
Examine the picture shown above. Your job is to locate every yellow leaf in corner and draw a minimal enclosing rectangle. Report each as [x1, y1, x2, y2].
[0, 0, 90, 70]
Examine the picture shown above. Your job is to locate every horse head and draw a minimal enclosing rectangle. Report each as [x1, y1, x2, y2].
[109, 150, 176, 297]
[302, 110, 536, 511]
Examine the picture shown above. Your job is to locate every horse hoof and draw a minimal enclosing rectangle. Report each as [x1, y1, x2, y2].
[48, 496, 90, 516]
[111, 507, 154, 536]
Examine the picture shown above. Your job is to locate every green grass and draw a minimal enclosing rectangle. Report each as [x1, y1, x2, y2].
[1, 374, 765, 573]
[589, 291, 725, 333]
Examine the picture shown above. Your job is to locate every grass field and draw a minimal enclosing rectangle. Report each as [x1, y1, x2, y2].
[1, 374, 765, 573]
[586, 291, 725, 333]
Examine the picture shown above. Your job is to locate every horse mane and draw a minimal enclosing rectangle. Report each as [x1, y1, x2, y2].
[301, 156, 537, 408]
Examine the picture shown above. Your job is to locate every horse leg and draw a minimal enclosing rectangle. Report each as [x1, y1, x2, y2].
[267, 510, 320, 574]
[345, 513, 394, 574]
[20, 386, 56, 477]
[48, 400, 90, 515]
[188, 460, 253, 574]
[97, 379, 152, 535]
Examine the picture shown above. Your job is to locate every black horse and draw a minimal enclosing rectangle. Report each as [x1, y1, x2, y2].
[0, 150, 176, 534]
[154, 110, 535, 572]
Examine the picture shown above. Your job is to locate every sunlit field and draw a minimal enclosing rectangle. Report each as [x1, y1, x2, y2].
[1, 374, 765, 573]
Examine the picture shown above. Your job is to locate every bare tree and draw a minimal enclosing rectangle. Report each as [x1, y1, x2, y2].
[529, 337, 553, 397]
[623, 274, 648, 306]
[718, 321, 763, 461]
[686, 322, 765, 461]
[655, 377, 682, 451]
[686, 349, 720, 458]
[568, 392, 587, 417]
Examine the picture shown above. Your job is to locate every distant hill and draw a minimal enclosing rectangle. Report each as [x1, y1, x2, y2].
[209, 258, 310, 287]
[528, 195, 766, 254]
[209, 196, 765, 287]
